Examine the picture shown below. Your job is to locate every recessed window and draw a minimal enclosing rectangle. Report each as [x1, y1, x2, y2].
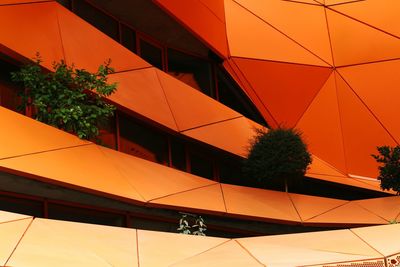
[170, 136, 186, 171]
[0, 195, 43, 217]
[97, 116, 117, 150]
[120, 24, 137, 53]
[189, 151, 214, 180]
[167, 49, 213, 97]
[138, 39, 163, 69]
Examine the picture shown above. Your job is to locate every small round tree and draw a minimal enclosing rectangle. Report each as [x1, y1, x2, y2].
[372, 146, 400, 195]
[243, 127, 312, 191]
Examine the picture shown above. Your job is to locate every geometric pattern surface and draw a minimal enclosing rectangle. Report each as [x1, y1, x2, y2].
[2, 213, 400, 267]
[154, 0, 400, 185]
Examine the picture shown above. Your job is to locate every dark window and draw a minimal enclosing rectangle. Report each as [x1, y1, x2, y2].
[120, 24, 137, 53]
[118, 113, 168, 165]
[129, 216, 177, 232]
[170, 136, 186, 171]
[216, 68, 267, 126]
[57, 0, 72, 9]
[167, 49, 214, 97]
[219, 159, 244, 186]
[48, 203, 126, 227]
[73, 0, 119, 41]
[97, 116, 117, 150]
[189, 152, 214, 179]
[0, 195, 43, 217]
[138, 39, 163, 69]
[0, 59, 20, 111]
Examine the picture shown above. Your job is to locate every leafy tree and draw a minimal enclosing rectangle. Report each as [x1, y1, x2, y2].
[372, 146, 400, 195]
[177, 213, 207, 236]
[11, 56, 117, 140]
[243, 127, 312, 191]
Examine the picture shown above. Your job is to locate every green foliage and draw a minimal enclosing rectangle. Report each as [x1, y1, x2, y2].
[11, 55, 117, 140]
[243, 127, 312, 189]
[177, 213, 207, 236]
[372, 146, 400, 195]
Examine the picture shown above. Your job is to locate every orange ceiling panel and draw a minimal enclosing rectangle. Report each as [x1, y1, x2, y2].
[0, 145, 145, 203]
[100, 146, 216, 201]
[338, 61, 400, 144]
[0, 2, 64, 70]
[325, 0, 366, 5]
[297, 73, 347, 173]
[336, 73, 397, 178]
[182, 117, 263, 158]
[234, 0, 333, 65]
[0, 218, 32, 267]
[0, 107, 88, 160]
[149, 184, 226, 214]
[305, 202, 388, 225]
[354, 196, 400, 222]
[331, 0, 400, 38]
[137, 229, 227, 267]
[327, 9, 400, 67]
[351, 224, 400, 256]
[0, 210, 32, 224]
[108, 69, 178, 131]
[170, 240, 263, 267]
[233, 57, 332, 127]
[0, 0, 53, 4]
[221, 184, 301, 223]
[289, 193, 348, 221]
[224, 0, 329, 66]
[155, 0, 228, 58]
[156, 69, 241, 131]
[7, 218, 138, 267]
[290, 0, 323, 4]
[199, 0, 225, 22]
[56, 5, 150, 72]
[307, 154, 347, 177]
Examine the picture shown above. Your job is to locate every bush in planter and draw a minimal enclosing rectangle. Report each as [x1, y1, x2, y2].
[372, 145, 400, 195]
[11, 55, 117, 140]
[243, 127, 312, 191]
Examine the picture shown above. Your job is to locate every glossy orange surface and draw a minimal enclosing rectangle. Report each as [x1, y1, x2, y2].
[354, 196, 400, 222]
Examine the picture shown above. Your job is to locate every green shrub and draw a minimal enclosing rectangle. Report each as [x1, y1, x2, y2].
[11, 56, 117, 140]
[243, 127, 312, 191]
[372, 146, 400, 195]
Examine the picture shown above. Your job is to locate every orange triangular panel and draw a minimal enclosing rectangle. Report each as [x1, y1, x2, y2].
[155, 0, 228, 58]
[233, 58, 331, 127]
[289, 193, 348, 221]
[0, 218, 32, 266]
[150, 184, 226, 214]
[297, 73, 347, 173]
[327, 9, 400, 67]
[0, 0, 49, 4]
[0, 107, 88, 160]
[171, 240, 263, 267]
[8, 218, 138, 267]
[336, 73, 397, 178]
[137, 229, 227, 267]
[0, 2, 64, 70]
[325, 0, 366, 5]
[199, 0, 225, 22]
[354, 197, 400, 222]
[156, 69, 241, 131]
[351, 224, 400, 256]
[0, 145, 145, 203]
[338, 61, 400, 144]
[182, 117, 263, 157]
[0, 210, 31, 224]
[221, 184, 301, 223]
[332, 0, 400, 38]
[225, 0, 329, 66]
[234, 0, 332, 65]
[306, 202, 388, 225]
[56, 5, 150, 72]
[108, 69, 178, 131]
[100, 146, 216, 201]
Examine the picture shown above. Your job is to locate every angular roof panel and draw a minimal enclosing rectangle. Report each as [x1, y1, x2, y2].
[354, 196, 400, 222]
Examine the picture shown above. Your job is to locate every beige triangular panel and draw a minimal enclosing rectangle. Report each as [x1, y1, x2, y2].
[0, 107, 88, 160]
[8, 218, 138, 267]
[137, 229, 227, 267]
[0, 218, 32, 266]
[0, 210, 32, 224]
[297, 73, 347, 173]
[232, 57, 332, 127]
[338, 61, 400, 144]
[327, 9, 400, 66]
[170, 240, 263, 267]
[332, 0, 400, 38]
[336, 73, 397, 178]
[289, 193, 348, 221]
[354, 196, 400, 222]
[156, 69, 241, 131]
[150, 184, 226, 214]
[225, 0, 329, 66]
[234, 0, 332, 65]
